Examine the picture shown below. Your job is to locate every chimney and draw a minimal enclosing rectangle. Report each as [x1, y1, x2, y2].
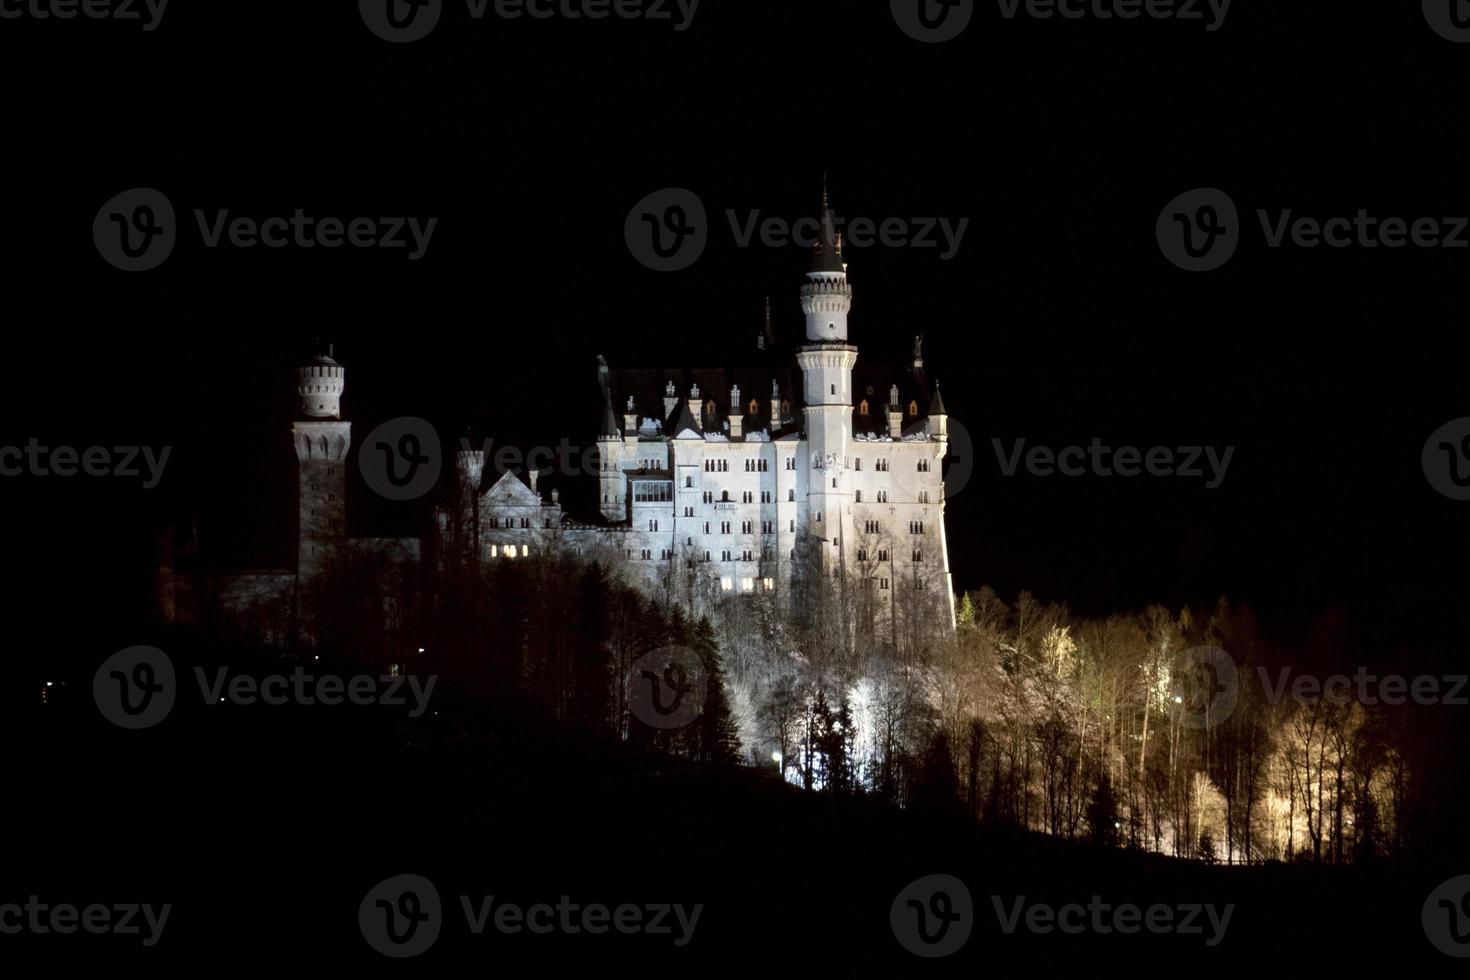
[769, 379, 782, 434]
[729, 384, 743, 440]
[888, 384, 903, 439]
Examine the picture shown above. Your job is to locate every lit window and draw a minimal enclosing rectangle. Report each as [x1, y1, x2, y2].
[720, 577, 733, 591]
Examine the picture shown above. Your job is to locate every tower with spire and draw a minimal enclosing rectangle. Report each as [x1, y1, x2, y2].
[796, 178, 859, 578]
[292, 346, 350, 585]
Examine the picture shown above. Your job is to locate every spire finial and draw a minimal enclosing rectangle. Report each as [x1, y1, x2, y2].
[822, 172, 828, 210]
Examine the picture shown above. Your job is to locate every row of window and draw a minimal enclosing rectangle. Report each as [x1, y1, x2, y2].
[855, 548, 925, 563]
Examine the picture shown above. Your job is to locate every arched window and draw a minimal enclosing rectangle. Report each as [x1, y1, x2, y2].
[748, 398, 758, 415]
[908, 400, 918, 416]
[705, 399, 716, 417]
[859, 399, 869, 415]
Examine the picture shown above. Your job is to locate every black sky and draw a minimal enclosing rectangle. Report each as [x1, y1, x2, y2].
[3, 0, 1468, 663]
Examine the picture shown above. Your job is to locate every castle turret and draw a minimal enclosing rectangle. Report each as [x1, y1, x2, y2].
[795, 181, 858, 575]
[800, 179, 853, 342]
[596, 355, 625, 522]
[928, 380, 948, 441]
[729, 384, 743, 439]
[292, 350, 351, 587]
[454, 434, 485, 560]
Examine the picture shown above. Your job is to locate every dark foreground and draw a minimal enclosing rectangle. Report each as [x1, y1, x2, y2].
[8, 647, 1461, 975]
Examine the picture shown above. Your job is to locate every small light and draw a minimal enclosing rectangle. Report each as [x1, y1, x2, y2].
[1173, 695, 1183, 703]
[417, 647, 425, 654]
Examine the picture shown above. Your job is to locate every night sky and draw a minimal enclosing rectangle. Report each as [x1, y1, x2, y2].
[3, 0, 1467, 665]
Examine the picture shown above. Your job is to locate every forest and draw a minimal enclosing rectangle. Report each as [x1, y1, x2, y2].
[299, 547, 1462, 869]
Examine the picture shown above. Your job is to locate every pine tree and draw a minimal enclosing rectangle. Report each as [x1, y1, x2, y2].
[692, 617, 741, 766]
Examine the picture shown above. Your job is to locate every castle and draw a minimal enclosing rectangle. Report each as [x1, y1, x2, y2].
[161, 190, 956, 653]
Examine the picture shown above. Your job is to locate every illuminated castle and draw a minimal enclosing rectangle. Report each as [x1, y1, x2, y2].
[436, 189, 956, 632]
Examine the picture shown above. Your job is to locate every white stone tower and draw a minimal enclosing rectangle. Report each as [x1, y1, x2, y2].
[596, 355, 625, 522]
[292, 349, 350, 583]
[796, 182, 857, 575]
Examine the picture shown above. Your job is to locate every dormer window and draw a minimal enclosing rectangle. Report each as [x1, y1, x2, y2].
[859, 399, 869, 415]
[908, 400, 918, 416]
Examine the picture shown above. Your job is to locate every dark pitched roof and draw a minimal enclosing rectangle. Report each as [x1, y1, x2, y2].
[810, 186, 846, 274]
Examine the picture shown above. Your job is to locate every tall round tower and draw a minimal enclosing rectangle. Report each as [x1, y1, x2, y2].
[296, 352, 346, 419]
[800, 181, 853, 341]
[292, 348, 351, 593]
[795, 182, 858, 577]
